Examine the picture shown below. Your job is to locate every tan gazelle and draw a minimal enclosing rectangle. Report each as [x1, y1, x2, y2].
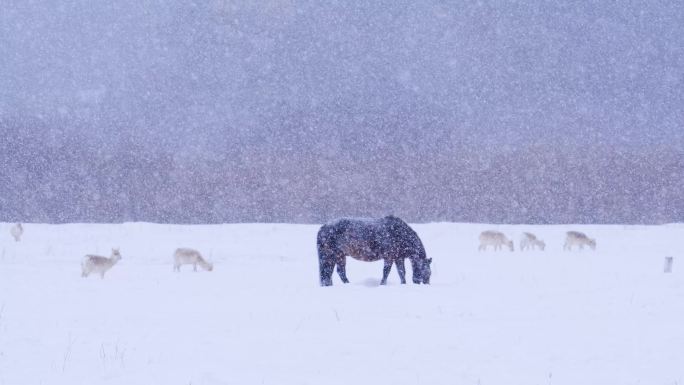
[478, 230, 514, 251]
[81, 248, 122, 278]
[173, 248, 213, 272]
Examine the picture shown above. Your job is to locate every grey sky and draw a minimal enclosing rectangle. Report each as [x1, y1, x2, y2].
[1, 1, 682, 223]
[2, 1, 682, 152]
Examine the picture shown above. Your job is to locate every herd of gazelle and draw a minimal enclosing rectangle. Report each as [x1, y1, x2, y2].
[9, 222, 213, 279]
[479, 230, 596, 252]
[8, 223, 595, 279]
[79, 247, 213, 278]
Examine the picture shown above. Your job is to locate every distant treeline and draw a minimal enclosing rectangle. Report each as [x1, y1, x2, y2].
[1, 117, 682, 224]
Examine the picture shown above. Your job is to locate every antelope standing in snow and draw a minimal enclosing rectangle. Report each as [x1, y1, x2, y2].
[81, 248, 122, 278]
[173, 248, 213, 272]
[520, 232, 545, 251]
[478, 230, 514, 251]
[563, 231, 596, 251]
[10, 223, 23, 242]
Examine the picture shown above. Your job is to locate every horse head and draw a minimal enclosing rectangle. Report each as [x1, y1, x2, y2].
[413, 257, 432, 284]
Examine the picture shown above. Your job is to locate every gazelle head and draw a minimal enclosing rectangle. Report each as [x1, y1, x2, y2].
[538, 240, 546, 251]
[111, 248, 122, 260]
[587, 239, 596, 250]
[507, 240, 514, 251]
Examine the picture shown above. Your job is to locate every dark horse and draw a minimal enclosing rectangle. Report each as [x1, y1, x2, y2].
[317, 215, 432, 286]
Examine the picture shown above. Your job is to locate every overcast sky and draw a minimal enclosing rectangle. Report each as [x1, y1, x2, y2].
[1, 1, 682, 155]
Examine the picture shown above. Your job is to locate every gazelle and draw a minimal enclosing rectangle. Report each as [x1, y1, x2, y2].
[81, 248, 122, 278]
[520, 232, 545, 251]
[173, 248, 213, 272]
[478, 230, 514, 251]
[10, 223, 23, 242]
[564, 231, 596, 251]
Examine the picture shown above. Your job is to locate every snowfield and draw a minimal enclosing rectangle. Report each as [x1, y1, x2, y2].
[0, 222, 683, 385]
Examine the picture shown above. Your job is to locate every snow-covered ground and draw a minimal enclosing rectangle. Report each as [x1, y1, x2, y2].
[0, 222, 682, 385]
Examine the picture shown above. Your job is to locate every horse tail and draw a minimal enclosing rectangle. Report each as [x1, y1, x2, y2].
[317, 224, 336, 254]
[317, 224, 337, 286]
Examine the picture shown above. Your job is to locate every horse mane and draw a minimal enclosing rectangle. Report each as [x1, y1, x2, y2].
[385, 216, 424, 250]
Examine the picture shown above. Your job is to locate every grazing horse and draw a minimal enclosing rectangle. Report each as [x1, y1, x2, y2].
[317, 215, 432, 286]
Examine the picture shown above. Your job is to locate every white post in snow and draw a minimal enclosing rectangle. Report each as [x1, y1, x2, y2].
[664, 256, 673, 273]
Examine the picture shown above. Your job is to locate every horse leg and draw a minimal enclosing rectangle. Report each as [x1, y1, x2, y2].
[319, 251, 336, 286]
[336, 255, 350, 284]
[380, 259, 393, 285]
[395, 258, 406, 284]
